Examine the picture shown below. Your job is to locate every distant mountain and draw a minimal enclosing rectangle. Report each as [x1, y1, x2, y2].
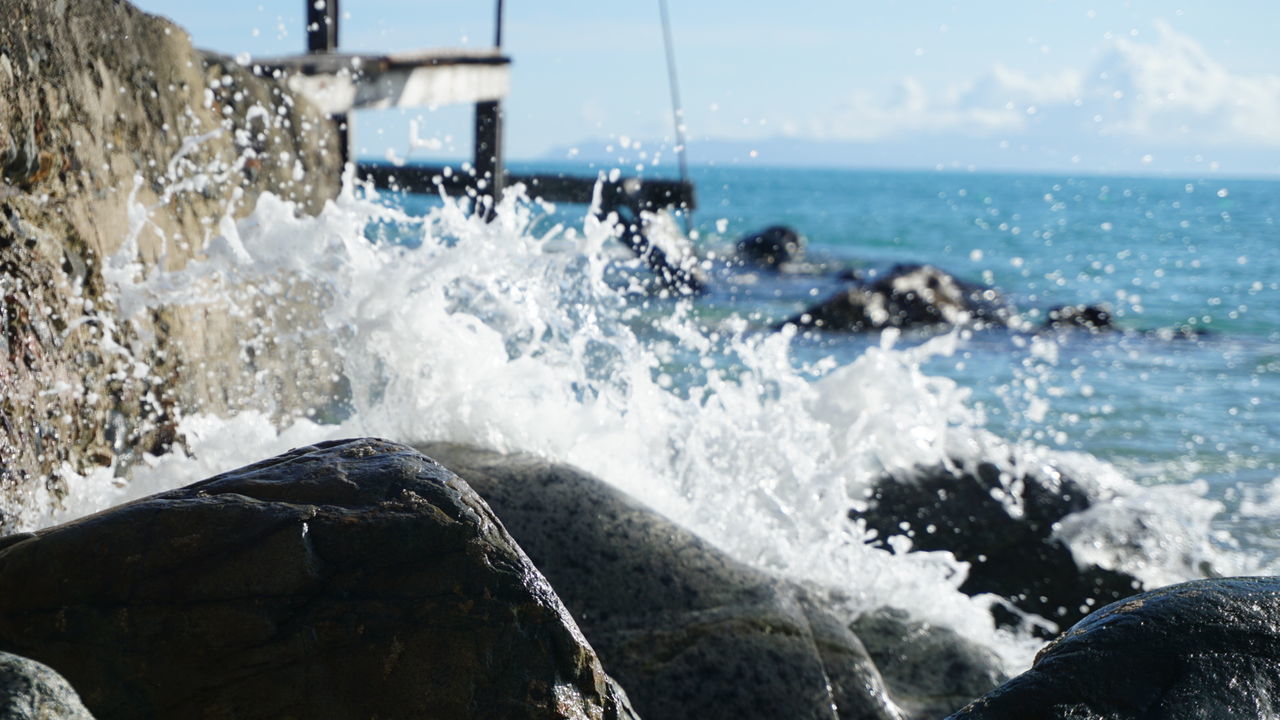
[540, 135, 1279, 178]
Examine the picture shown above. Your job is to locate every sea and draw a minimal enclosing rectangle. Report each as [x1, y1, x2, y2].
[28, 160, 1280, 671]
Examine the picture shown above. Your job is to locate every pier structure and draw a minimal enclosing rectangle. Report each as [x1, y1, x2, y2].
[252, 1, 696, 278]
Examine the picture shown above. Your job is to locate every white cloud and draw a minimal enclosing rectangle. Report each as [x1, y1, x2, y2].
[801, 76, 1023, 141]
[803, 22, 1280, 150]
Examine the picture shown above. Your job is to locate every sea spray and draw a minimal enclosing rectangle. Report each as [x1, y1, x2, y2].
[27, 175, 1252, 671]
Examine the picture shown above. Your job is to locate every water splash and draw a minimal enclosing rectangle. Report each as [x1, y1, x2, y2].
[26, 175, 1255, 671]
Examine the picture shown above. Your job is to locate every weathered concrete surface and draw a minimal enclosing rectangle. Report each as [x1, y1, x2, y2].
[0, 651, 95, 720]
[420, 442, 1003, 720]
[0, 439, 637, 720]
[0, 0, 343, 529]
[949, 577, 1280, 720]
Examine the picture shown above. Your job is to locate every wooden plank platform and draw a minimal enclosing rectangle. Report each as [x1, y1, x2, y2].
[255, 49, 511, 115]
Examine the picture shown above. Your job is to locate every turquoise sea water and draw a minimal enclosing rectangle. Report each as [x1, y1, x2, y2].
[389, 162, 1280, 558]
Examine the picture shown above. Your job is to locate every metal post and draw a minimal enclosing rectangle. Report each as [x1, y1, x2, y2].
[473, 101, 503, 204]
[306, 0, 339, 53]
[307, 0, 352, 167]
[493, 0, 505, 47]
[472, 0, 506, 208]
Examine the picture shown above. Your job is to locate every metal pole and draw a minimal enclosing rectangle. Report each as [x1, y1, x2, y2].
[307, 0, 351, 167]
[306, 0, 339, 53]
[494, 0, 505, 47]
[473, 0, 506, 210]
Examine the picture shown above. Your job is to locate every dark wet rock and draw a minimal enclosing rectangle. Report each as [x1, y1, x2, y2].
[738, 225, 805, 267]
[782, 264, 1009, 332]
[0, 439, 637, 720]
[852, 460, 1140, 635]
[1043, 304, 1113, 332]
[617, 220, 707, 295]
[1149, 324, 1210, 340]
[949, 577, 1280, 719]
[419, 442, 923, 720]
[1042, 305, 1215, 341]
[852, 607, 1007, 720]
[0, 0, 344, 529]
[0, 652, 95, 720]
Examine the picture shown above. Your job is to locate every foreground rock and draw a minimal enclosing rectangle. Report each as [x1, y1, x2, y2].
[852, 460, 1140, 635]
[781, 264, 1009, 332]
[949, 577, 1280, 719]
[1, 0, 343, 529]
[0, 439, 636, 720]
[420, 442, 1005, 719]
[852, 609, 1005, 720]
[0, 652, 95, 720]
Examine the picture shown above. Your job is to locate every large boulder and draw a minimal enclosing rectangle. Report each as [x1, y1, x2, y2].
[948, 577, 1280, 719]
[0, 652, 95, 720]
[852, 608, 1005, 720]
[0, 0, 343, 530]
[852, 460, 1140, 635]
[0, 438, 637, 720]
[419, 442, 1005, 720]
[782, 264, 1008, 332]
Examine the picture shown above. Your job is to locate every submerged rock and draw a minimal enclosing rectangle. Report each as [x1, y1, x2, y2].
[420, 442, 1001, 720]
[949, 577, 1280, 719]
[1043, 304, 1113, 332]
[852, 460, 1140, 635]
[782, 264, 1008, 332]
[0, 439, 636, 720]
[0, 652, 95, 720]
[737, 225, 805, 267]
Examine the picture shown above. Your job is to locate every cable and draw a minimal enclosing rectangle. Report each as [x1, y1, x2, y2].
[658, 0, 694, 235]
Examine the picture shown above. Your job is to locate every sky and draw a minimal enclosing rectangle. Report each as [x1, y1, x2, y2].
[131, 0, 1280, 176]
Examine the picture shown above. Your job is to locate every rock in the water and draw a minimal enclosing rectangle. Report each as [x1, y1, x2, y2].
[737, 225, 805, 267]
[420, 442, 994, 720]
[852, 608, 1006, 720]
[852, 460, 1140, 634]
[0, 652, 95, 720]
[0, 439, 637, 720]
[1043, 304, 1113, 332]
[949, 577, 1280, 719]
[782, 264, 1008, 332]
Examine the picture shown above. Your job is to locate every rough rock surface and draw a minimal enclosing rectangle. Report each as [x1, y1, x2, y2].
[852, 460, 1140, 635]
[0, 438, 637, 720]
[783, 264, 1008, 332]
[0, 0, 343, 529]
[949, 577, 1280, 719]
[852, 608, 1006, 720]
[0, 652, 95, 720]
[420, 442, 1002, 720]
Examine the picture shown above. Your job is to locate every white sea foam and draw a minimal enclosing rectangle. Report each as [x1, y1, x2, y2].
[24, 175, 1251, 672]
